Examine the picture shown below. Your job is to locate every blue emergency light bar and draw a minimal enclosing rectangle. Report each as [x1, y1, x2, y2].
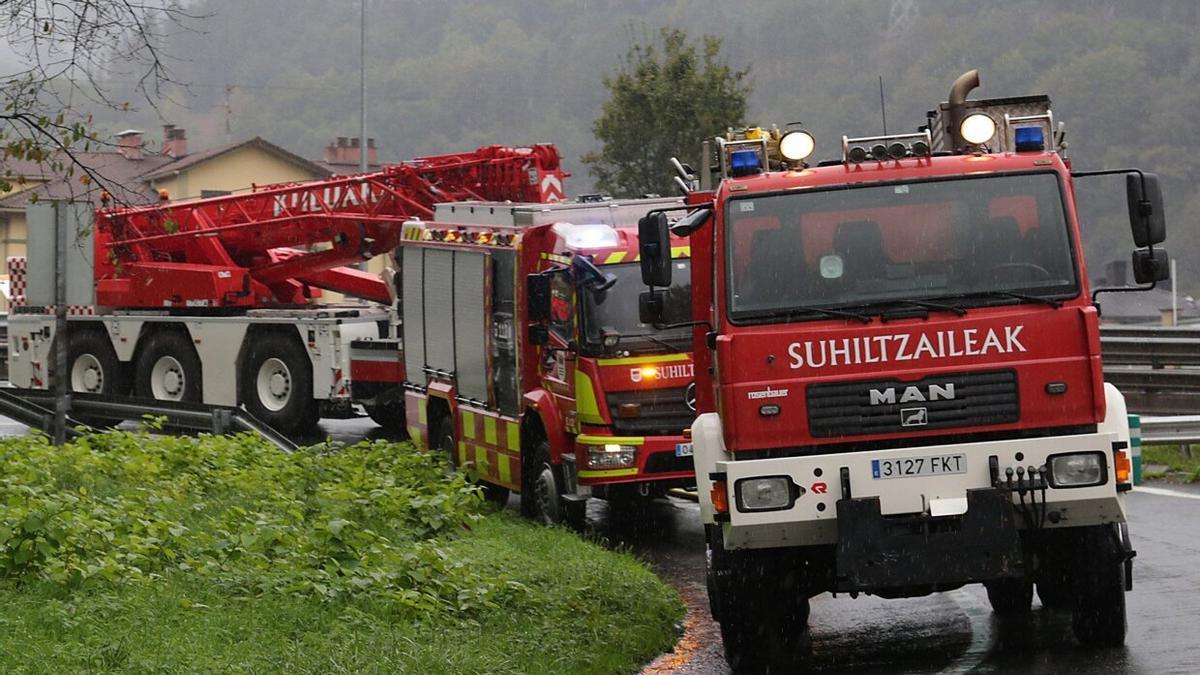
[730, 149, 763, 176]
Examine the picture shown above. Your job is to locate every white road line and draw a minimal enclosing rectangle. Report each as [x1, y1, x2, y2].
[1134, 485, 1200, 501]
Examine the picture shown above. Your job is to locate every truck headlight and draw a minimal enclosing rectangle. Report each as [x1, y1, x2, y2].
[587, 444, 636, 469]
[734, 475, 801, 512]
[1047, 452, 1106, 488]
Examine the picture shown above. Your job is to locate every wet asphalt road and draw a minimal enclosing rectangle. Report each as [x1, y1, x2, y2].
[7, 415, 1200, 674]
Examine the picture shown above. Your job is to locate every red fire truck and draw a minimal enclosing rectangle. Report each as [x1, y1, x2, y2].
[638, 71, 1168, 670]
[6, 145, 568, 435]
[398, 197, 696, 525]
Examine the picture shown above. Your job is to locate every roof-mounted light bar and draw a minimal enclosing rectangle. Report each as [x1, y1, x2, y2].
[841, 130, 933, 164]
[1004, 110, 1056, 153]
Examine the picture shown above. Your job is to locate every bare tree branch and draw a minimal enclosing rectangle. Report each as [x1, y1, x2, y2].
[1, 0, 201, 197]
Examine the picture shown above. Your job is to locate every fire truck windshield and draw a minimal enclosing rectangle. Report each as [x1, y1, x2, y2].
[582, 260, 692, 352]
[726, 172, 1078, 321]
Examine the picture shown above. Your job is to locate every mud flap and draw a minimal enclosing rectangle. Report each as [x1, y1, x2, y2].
[835, 488, 1022, 592]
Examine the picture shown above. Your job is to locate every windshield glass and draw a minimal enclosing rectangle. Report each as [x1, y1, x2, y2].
[582, 260, 692, 351]
[725, 172, 1078, 321]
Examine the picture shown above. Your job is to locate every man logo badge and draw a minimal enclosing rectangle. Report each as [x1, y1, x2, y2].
[901, 407, 928, 427]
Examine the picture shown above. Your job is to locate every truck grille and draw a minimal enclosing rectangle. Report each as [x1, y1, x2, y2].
[606, 387, 694, 436]
[806, 370, 1019, 438]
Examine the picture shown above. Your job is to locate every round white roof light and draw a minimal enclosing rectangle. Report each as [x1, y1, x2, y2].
[960, 113, 996, 146]
[778, 130, 816, 161]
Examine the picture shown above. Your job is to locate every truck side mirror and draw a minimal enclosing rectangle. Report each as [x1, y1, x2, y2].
[639, 290, 665, 325]
[1131, 247, 1169, 284]
[1127, 172, 1165, 247]
[639, 212, 672, 287]
[527, 274, 551, 321]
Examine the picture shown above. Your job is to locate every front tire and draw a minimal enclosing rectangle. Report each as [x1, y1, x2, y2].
[707, 527, 813, 672]
[134, 330, 202, 404]
[986, 577, 1034, 616]
[1071, 525, 1128, 646]
[240, 331, 318, 435]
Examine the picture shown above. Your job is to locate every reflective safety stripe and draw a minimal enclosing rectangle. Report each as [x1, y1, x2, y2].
[484, 416, 498, 445]
[461, 410, 476, 439]
[498, 453, 512, 484]
[603, 251, 628, 264]
[577, 434, 646, 446]
[578, 468, 639, 479]
[475, 446, 488, 476]
[671, 245, 691, 258]
[597, 353, 690, 366]
[417, 398, 428, 425]
[506, 421, 520, 452]
[457, 441, 469, 466]
[575, 369, 604, 425]
[407, 426, 421, 441]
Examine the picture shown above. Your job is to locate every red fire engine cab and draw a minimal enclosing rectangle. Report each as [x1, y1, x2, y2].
[638, 71, 1168, 670]
[397, 197, 696, 525]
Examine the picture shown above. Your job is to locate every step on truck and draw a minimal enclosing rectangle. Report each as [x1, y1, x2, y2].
[6, 145, 567, 435]
[398, 197, 696, 525]
[637, 70, 1168, 671]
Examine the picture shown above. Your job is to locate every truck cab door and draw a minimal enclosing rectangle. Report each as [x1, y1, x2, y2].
[541, 271, 577, 409]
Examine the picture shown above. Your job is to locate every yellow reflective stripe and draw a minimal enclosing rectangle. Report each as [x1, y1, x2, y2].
[457, 441, 468, 466]
[407, 426, 421, 440]
[475, 445, 488, 475]
[483, 416, 498, 445]
[578, 468, 639, 479]
[670, 245, 691, 258]
[576, 435, 645, 446]
[603, 251, 628, 264]
[597, 353, 690, 366]
[506, 421, 520, 452]
[417, 398, 427, 425]
[574, 369, 604, 425]
[497, 453, 512, 485]
[461, 410, 476, 439]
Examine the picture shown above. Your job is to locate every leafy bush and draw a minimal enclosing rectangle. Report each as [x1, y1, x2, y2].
[0, 428, 519, 619]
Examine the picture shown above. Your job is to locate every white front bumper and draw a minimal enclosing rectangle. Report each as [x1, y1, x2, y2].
[692, 413, 1128, 550]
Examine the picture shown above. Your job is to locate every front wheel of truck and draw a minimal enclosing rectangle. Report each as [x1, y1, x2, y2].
[985, 577, 1033, 616]
[1071, 525, 1128, 646]
[706, 526, 812, 672]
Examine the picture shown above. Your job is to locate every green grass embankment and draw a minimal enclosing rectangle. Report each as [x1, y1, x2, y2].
[1142, 444, 1200, 482]
[0, 428, 682, 673]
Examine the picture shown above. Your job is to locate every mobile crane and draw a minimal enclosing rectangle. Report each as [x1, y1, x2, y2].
[7, 144, 567, 434]
[638, 70, 1167, 670]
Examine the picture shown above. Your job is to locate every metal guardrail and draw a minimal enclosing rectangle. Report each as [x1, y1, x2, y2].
[1100, 326, 1200, 415]
[1139, 416, 1200, 445]
[0, 388, 298, 453]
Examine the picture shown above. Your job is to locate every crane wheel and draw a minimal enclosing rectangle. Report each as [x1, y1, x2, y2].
[135, 330, 202, 404]
[66, 328, 130, 426]
[240, 332, 318, 436]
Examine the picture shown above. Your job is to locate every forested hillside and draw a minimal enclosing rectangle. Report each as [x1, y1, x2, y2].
[100, 0, 1200, 290]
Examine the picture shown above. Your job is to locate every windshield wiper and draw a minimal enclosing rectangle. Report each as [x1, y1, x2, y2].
[757, 306, 874, 324]
[858, 299, 968, 317]
[933, 290, 1062, 309]
[640, 333, 682, 353]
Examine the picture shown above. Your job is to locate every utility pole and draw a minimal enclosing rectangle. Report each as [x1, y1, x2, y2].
[360, 0, 368, 173]
[53, 203, 69, 445]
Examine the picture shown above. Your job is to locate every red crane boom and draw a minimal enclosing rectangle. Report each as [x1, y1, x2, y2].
[94, 144, 567, 308]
